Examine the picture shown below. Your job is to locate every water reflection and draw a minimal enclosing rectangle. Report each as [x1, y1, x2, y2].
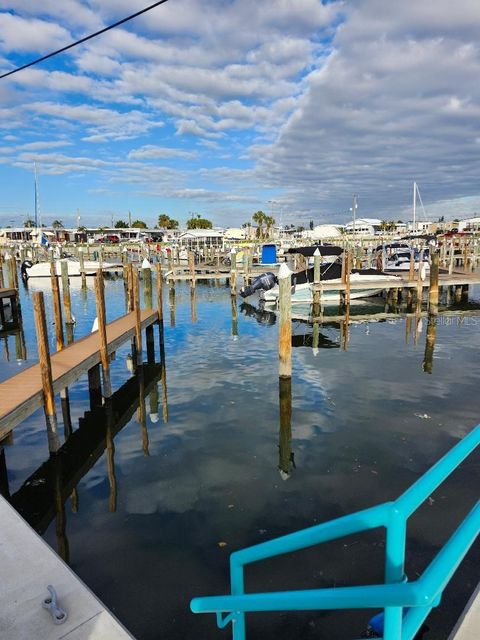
[278, 377, 295, 480]
[7, 363, 163, 557]
[423, 313, 438, 375]
[2, 279, 480, 640]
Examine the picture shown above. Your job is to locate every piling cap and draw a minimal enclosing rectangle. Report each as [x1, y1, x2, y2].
[314, 248, 321, 256]
[91, 317, 98, 333]
[278, 262, 292, 279]
[142, 258, 152, 269]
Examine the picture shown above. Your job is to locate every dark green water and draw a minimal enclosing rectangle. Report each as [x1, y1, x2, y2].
[1, 276, 479, 640]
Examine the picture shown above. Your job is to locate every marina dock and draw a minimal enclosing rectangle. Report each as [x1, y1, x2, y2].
[0, 308, 158, 439]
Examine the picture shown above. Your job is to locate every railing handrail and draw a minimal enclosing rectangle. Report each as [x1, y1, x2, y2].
[190, 425, 480, 640]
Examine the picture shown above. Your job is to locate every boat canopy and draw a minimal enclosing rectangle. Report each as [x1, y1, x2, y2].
[286, 244, 343, 257]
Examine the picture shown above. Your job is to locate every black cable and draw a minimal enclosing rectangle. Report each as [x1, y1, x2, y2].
[0, 0, 170, 80]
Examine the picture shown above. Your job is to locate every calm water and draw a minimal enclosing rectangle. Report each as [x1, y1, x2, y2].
[1, 275, 479, 640]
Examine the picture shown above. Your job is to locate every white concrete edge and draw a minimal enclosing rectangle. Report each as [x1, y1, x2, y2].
[448, 581, 480, 639]
[0, 495, 135, 639]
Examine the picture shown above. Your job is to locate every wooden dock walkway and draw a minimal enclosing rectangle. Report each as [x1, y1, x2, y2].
[0, 309, 158, 440]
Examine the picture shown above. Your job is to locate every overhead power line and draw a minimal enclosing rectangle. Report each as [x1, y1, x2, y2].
[0, 0, 170, 80]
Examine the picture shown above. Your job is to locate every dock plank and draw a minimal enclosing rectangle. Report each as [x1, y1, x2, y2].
[0, 309, 157, 438]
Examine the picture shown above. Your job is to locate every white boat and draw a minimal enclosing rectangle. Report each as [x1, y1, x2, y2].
[261, 274, 391, 304]
[21, 257, 123, 278]
[241, 263, 401, 305]
[384, 249, 430, 273]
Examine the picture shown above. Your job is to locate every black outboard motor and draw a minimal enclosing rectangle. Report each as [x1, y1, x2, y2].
[240, 272, 277, 298]
[20, 260, 33, 280]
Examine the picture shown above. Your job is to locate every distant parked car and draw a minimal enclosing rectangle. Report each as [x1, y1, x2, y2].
[98, 234, 120, 243]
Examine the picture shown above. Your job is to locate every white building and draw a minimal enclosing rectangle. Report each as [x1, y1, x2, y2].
[177, 229, 224, 250]
[224, 227, 247, 240]
[458, 217, 480, 232]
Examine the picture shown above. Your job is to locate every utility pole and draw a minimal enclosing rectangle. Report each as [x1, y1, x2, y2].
[128, 210, 132, 228]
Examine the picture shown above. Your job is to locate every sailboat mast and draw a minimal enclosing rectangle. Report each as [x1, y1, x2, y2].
[34, 162, 39, 228]
[413, 180, 416, 233]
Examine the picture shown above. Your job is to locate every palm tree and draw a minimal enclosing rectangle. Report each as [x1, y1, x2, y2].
[52, 220, 64, 228]
[252, 210, 266, 238]
[23, 219, 35, 228]
[264, 215, 275, 239]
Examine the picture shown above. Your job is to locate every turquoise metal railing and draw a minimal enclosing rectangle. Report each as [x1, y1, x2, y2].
[190, 424, 480, 640]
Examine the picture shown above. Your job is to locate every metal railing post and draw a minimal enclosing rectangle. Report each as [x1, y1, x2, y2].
[384, 508, 407, 640]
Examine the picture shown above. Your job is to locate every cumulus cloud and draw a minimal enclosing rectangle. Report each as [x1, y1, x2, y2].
[127, 145, 197, 160]
[0, 13, 71, 53]
[1, 1, 480, 223]
[26, 101, 164, 141]
[253, 0, 480, 219]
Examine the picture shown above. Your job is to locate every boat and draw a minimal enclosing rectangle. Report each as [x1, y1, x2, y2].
[384, 248, 430, 273]
[285, 244, 343, 265]
[253, 263, 400, 304]
[21, 257, 123, 279]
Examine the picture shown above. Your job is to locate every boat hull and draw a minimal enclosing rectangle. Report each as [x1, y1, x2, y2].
[24, 260, 122, 278]
[261, 282, 385, 304]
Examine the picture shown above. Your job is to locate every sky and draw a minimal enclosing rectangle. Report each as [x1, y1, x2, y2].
[0, 0, 480, 229]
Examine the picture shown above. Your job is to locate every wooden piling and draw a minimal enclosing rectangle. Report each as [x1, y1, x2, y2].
[33, 292, 60, 453]
[188, 251, 196, 289]
[50, 262, 64, 351]
[168, 283, 176, 328]
[448, 241, 455, 275]
[133, 267, 143, 366]
[428, 249, 439, 311]
[94, 270, 112, 398]
[345, 250, 352, 306]
[79, 248, 87, 289]
[278, 263, 292, 378]
[9, 257, 18, 289]
[60, 260, 73, 325]
[143, 265, 155, 363]
[87, 364, 102, 409]
[313, 248, 321, 306]
[230, 249, 237, 296]
[409, 250, 415, 281]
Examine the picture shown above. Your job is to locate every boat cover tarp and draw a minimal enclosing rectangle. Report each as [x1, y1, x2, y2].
[286, 245, 343, 257]
[292, 264, 390, 286]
